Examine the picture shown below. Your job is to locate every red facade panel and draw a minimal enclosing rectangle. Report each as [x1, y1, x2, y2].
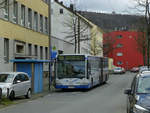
[104, 31, 144, 70]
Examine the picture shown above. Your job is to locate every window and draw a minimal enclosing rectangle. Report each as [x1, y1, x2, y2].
[20, 74, 29, 82]
[28, 8, 32, 28]
[117, 35, 122, 39]
[60, 9, 63, 14]
[40, 46, 43, 59]
[28, 44, 32, 56]
[34, 12, 38, 31]
[45, 17, 48, 34]
[40, 15, 43, 32]
[45, 47, 48, 59]
[117, 61, 123, 65]
[129, 35, 132, 38]
[15, 42, 25, 54]
[4, 38, 9, 63]
[13, 1, 17, 23]
[34, 45, 38, 56]
[21, 5, 25, 26]
[13, 75, 21, 84]
[116, 44, 123, 48]
[4, 0, 9, 20]
[117, 52, 123, 56]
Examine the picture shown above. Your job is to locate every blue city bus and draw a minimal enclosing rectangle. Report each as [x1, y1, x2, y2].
[55, 54, 109, 89]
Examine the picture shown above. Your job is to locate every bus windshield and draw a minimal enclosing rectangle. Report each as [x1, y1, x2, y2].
[57, 60, 85, 79]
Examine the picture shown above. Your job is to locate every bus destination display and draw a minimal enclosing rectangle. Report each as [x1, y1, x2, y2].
[58, 55, 85, 61]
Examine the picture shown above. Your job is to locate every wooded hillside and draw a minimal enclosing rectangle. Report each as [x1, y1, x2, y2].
[80, 11, 142, 32]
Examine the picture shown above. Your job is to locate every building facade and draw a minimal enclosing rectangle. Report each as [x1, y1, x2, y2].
[104, 31, 144, 70]
[0, 0, 49, 72]
[51, 0, 92, 54]
[90, 24, 103, 57]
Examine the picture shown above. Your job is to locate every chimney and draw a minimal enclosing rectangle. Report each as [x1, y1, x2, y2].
[78, 11, 81, 14]
[70, 4, 74, 11]
[60, 1, 63, 5]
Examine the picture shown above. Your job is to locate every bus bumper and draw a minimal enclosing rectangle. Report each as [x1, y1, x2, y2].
[55, 84, 90, 89]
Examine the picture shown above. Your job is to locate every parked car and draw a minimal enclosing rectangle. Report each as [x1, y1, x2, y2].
[130, 67, 139, 73]
[139, 66, 150, 73]
[124, 71, 150, 113]
[113, 67, 125, 74]
[0, 72, 31, 100]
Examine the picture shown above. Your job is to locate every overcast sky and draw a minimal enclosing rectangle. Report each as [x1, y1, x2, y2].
[58, 0, 137, 14]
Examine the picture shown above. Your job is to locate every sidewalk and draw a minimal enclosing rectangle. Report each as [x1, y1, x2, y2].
[0, 85, 56, 109]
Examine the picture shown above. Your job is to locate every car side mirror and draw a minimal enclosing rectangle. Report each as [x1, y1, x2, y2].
[124, 89, 132, 95]
[16, 80, 21, 84]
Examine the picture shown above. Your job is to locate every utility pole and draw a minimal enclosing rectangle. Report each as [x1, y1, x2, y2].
[145, 0, 150, 68]
[48, 0, 52, 91]
[78, 16, 80, 54]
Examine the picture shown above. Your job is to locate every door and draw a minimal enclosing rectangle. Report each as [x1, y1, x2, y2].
[19, 74, 30, 95]
[128, 77, 136, 112]
[12, 74, 24, 97]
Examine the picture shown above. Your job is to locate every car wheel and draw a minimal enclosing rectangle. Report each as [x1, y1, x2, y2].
[9, 91, 15, 101]
[25, 89, 31, 99]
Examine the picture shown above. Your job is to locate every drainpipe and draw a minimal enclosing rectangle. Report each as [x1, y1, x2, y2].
[48, 0, 52, 91]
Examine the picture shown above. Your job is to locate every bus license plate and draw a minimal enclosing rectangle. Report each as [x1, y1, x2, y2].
[68, 86, 74, 88]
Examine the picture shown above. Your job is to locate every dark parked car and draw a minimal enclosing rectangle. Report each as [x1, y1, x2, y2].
[124, 71, 150, 113]
[130, 67, 139, 73]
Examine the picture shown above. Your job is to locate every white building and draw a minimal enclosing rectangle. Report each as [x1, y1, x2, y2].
[51, 0, 92, 54]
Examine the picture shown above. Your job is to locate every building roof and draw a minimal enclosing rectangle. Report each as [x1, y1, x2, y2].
[53, 0, 103, 31]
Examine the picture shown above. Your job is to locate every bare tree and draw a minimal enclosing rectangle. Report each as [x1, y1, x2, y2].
[135, 17, 147, 65]
[90, 28, 103, 56]
[63, 5, 90, 54]
[133, 0, 150, 67]
[103, 32, 116, 57]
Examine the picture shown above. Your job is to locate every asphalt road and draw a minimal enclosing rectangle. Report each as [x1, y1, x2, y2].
[0, 72, 135, 113]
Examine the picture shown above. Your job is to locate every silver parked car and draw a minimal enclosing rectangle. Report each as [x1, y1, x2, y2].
[0, 72, 31, 100]
[113, 67, 125, 74]
[139, 66, 150, 73]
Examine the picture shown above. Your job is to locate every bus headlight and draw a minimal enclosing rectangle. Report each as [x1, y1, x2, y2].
[56, 80, 62, 85]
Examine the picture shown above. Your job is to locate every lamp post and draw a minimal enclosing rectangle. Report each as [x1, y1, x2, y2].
[48, 0, 52, 91]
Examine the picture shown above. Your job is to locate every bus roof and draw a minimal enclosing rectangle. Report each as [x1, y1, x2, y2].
[57, 54, 106, 58]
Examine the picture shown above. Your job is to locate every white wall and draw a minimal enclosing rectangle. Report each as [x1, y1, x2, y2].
[51, 1, 91, 54]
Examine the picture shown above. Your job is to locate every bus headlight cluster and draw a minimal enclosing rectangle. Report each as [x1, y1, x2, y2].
[56, 80, 62, 85]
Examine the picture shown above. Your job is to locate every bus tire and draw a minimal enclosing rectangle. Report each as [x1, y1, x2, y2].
[99, 76, 101, 85]
[91, 78, 93, 88]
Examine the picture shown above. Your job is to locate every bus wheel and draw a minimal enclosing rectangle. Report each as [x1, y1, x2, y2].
[91, 79, 93, 88]
[99, 76, 101, 85]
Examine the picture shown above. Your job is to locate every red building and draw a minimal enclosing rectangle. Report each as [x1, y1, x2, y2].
[104, 31, 144, 70]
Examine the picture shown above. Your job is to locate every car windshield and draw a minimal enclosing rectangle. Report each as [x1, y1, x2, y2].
[137, 76, 150, 94]
[0, 74, 14, 83]
[115, 67, 121, 70]
[57, 61, 85, 79]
